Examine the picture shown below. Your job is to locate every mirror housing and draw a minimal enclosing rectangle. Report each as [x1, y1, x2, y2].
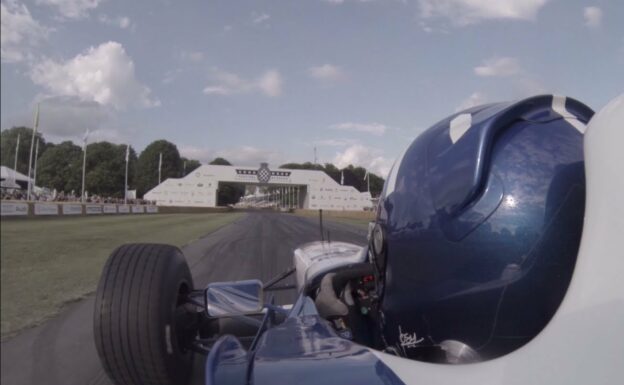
[205, 279, 264, 317]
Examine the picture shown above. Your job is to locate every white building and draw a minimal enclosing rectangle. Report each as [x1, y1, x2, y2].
[144, 163, 373, 211]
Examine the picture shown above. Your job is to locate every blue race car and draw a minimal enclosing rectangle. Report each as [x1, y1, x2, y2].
[93, 94, 624, 385]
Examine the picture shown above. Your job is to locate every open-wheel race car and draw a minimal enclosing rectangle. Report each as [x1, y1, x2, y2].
[93, 94, 624, 385]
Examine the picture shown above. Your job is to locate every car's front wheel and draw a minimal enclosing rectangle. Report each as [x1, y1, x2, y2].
[94, 243, 195, 385]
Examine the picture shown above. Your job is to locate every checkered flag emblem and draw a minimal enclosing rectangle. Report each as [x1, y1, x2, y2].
[257, 163, 271, 183]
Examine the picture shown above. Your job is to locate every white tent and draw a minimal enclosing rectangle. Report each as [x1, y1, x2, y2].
[0, 166, 33, 190]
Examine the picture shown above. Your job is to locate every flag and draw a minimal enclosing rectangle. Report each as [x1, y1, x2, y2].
[363, 169, 369, 181]
[340, 170, 344, 185]
[125, 144, 130, 162]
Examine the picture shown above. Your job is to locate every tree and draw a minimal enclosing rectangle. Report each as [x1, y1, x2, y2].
[0, 127, 49, 175]
[37, 141, 82, 193]
[279, 161, 324, 171]
[278, 161, 385, 197]
[136, 140, 182, 196]
[181, 158, 201, 176]
[209, 157, 231, 166]
[84, 142, 138, 198]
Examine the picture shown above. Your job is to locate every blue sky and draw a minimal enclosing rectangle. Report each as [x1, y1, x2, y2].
[1, 0, 622, 176]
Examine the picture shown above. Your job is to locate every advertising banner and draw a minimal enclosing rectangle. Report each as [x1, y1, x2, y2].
[118, 205, 130, 213]
[34, 203, 59, 216]
[85, 205, 102, 214]
[131, 205, 144, 213]
[146, 205, 158, 213]
[1, 202, 29, 216]
[62, 204, 83, 215]
[102, 204, 117, 214]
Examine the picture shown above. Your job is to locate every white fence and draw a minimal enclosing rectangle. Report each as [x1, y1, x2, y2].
[0, 202, 159, 217]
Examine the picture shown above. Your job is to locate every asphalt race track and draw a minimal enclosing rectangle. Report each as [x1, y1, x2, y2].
[0, 212, 367, 385]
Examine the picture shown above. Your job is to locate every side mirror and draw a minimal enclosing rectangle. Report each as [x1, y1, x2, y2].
[205, 279, 264, 317]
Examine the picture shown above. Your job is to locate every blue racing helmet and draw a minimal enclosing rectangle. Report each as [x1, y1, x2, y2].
[371, 95, 594, 361]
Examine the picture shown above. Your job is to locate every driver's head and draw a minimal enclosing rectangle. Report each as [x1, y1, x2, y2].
[370, 95, 593, 361]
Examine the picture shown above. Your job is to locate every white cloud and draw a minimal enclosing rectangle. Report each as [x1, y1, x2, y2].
[37, 0, 101, 19]
[456, 92, 487, 111]
[98, 14, 132, 29]
[252, 12, 270, 24]
[1, 0, 50, 63]
[583, 6, 602, 28]
[30, 41, 160, 109]
[474, 56, 521, 77]
[203, 69, 283, 97]
[333, 144, 393, 177]
[308, 64, 345, 82]
[329, 122, 389, 136]
[417, 0, 549, 26]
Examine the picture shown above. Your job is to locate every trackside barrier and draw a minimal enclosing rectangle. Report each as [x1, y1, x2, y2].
[0, 202, 228, 218]
[63, 204, 83, 215]
[131, 205, 144, 213]
[34, 203, 59, 216]
[1, 202, 29, 216]
[86, 205, 102, 215]
[103, 204, 117, 214]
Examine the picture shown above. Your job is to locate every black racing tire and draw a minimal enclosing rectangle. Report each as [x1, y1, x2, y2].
[94, 243, 195, 385]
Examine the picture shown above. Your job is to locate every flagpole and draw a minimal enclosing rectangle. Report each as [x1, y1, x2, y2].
[14, 133, 20, 174]
[124, 144, 129, 204]
[158, 152, 162, 184]
[81, 129, 89, 203]
[26, 103, 40, 201]
[33, 138, 39, 190]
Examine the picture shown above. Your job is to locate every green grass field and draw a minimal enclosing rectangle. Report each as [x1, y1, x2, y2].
[293, 211, 373, 229]
[0, 213, 243, 339]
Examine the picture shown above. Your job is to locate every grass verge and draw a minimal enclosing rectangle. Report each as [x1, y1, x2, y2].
[0, 212, 243, 339]
[324, 217, 371, 229]
[293, 210, 373, 229]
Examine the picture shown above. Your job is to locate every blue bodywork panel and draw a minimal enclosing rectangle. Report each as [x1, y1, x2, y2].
[251, 315, 403, 385]
[205, 296, 404, 385]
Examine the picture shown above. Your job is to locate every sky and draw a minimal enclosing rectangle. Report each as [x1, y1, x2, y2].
[1, 0, 622, 177]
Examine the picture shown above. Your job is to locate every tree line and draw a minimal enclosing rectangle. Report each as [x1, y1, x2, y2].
[1, 126, 386, 201]
[0, 127, 202, 198]
[279, 162, 384, 197]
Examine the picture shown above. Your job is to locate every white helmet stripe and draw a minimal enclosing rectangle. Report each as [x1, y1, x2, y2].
[552, 95, 586, 134]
